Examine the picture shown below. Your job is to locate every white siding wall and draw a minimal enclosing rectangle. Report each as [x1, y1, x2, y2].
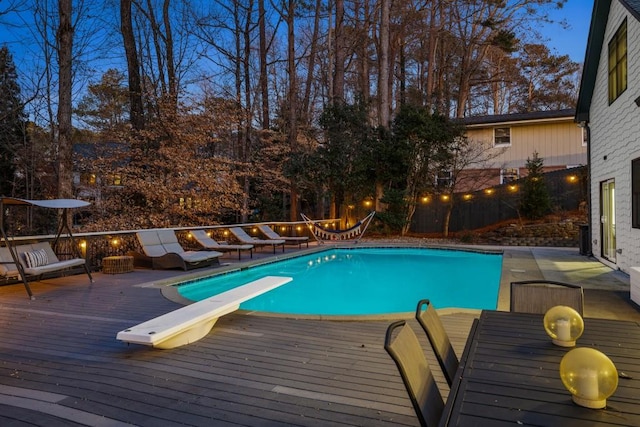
[589, 1, 640, 273]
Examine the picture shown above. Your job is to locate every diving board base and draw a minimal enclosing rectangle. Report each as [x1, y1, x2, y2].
[116, 276, 292, 349]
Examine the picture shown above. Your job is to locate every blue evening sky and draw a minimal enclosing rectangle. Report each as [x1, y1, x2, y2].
[539, 0, 594, 63]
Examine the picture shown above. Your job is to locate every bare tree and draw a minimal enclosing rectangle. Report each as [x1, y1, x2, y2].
[57, 0, 73, 198]
[121, 0, 144, 131]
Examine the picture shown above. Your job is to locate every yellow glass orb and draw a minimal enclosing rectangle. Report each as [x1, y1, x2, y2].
[543, 305, 584, 347]
[559, 347, 618, 409]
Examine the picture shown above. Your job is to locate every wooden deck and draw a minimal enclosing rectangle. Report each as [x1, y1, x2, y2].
[0, 244, 636, 426]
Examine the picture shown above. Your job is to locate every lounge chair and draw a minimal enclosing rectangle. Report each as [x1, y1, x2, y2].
[228, 227, 285, 254]
[257, 225, 309, 248]
[130, 229, 223, 270]
[191, 230, 253, 260]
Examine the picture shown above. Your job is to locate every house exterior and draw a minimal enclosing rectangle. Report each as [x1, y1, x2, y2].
[575, 0, 640, 300]
[458, 109, 587, 192]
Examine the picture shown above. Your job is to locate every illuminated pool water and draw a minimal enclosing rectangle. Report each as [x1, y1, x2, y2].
[176, 247, 503, 316]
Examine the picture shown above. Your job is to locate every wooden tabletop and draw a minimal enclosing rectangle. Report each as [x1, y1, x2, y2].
[440, 311, 640, 426]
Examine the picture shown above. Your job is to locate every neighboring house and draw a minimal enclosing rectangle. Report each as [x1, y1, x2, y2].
[73, 142, 127, 202]
[458, 109, 587, 192]
[575, 1, 640, 281]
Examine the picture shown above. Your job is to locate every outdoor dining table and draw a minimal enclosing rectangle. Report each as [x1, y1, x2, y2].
[439, 310, 640, 426]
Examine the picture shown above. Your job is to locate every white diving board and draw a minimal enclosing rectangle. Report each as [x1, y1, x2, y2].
[116, 276, 292, 349]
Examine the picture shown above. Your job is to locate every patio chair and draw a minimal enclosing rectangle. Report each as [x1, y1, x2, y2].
[131, 229, 223, 271]
[415, 299, 459, 387]
[228, 227, 285, 254]
[257, 225, 309, 248]
[384, 320, 444, 427]
[191, 230, 253, 260]
[510, 280, 584, 316]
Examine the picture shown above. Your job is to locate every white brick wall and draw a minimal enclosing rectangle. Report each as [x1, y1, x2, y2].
[589, 1, 640, 274]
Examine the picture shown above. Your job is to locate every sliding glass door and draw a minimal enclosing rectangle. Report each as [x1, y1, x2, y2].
[600, 179, 616, 262]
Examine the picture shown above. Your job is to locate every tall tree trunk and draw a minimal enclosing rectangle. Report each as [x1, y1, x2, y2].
[378, 0, 390, 127]
[332, 0, 345, 103]
[121, 0, 144, 131]
[425, 2, 440, 109]
[163, 0, 177, 107]
[287, 0, 298, 221]
[258, 0, 269, 129]
[57, 0, 73, 199]
[240, 0, 253, 222]
[302, 0, 321, 121]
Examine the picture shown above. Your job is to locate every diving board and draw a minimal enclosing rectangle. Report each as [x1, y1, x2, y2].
[116, 276, 292, 349]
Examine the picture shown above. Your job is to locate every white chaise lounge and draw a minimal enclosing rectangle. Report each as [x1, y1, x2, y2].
[257, 225, 309, 249]
[228, 227, 285, 254]
[130, 229, 223, 270]
[191, 229, 254, 260]
[116, 276, 292, 349]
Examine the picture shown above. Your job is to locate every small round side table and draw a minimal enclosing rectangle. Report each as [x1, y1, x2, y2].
[102, 255, 134, 274]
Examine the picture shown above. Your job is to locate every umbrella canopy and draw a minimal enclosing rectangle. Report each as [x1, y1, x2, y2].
[0, 197, 90, 209]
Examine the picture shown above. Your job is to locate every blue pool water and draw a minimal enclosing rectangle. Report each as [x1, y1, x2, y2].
[177, 247, 503, 316]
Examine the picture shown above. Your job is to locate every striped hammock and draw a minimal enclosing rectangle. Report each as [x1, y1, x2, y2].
[300, 211, 376, 244]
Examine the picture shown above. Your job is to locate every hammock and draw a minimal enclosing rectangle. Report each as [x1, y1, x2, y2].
[300, 211, 375, 244]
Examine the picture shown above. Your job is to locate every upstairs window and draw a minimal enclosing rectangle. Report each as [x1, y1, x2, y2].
[494, 127, 511, 146]
[501, 168, 519, 184]
[633, 158, 640, 228]
[608, 19, 627, 104]
[436, 170, 453, 188]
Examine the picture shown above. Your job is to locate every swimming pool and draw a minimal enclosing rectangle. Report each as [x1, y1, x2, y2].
[177, 247, 502, 316]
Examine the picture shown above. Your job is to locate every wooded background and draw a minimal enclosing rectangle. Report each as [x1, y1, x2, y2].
[0, 0, 581, 234]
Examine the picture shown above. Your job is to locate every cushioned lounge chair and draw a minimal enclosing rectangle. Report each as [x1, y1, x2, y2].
[228, 227, 285, 254]
[191, 229, 253, 260]
[257, 225, 309, 248]
[130, 229, 223, 270]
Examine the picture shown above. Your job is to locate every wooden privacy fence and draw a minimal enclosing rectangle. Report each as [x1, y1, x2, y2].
[410, 166, 587, 234]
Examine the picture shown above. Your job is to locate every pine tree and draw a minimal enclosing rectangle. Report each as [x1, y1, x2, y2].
[520, 151, 551, 219]
[0, 47, 26, 197]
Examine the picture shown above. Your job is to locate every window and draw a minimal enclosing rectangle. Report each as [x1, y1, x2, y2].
[436, 170, 453, 188]
[608, 19, 627, 104]
[80, 173, 97, 186]
[109, 174, 122, 186]
[494, 127, 511, 146]
[633, 158, 640, 228]
[501, 168, 519, 184]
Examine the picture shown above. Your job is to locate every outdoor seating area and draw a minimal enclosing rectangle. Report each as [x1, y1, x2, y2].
[0, 244, 638, 425]
[387, 300, 640, 426]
